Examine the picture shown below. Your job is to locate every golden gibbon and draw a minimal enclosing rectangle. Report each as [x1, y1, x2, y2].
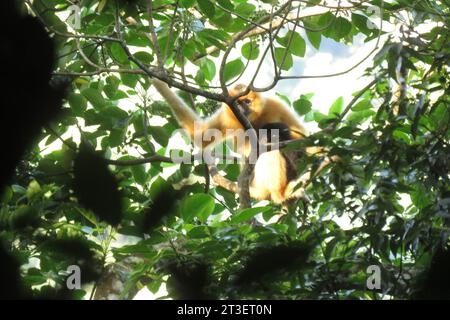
[152, 79, 330, 204]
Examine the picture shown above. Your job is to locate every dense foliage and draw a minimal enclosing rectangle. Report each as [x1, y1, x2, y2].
[1, 0, 449, 299]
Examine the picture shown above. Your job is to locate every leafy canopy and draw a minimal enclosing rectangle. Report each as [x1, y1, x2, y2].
[1, 0, 449, 299]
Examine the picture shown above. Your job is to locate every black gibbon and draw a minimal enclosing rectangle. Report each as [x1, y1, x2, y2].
[152, 79, 327, 204]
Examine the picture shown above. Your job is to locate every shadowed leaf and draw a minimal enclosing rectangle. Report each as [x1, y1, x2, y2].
[73, 144, 123, 226]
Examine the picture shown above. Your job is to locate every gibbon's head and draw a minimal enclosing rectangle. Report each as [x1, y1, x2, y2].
[228, 84, 264, 121]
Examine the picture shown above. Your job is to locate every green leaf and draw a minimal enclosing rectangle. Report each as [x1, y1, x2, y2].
[223, 59, 245, 83]
[188, 226, 210, 239]
[103, 85, 116, 99]
[103, 83, 116, 100]
[181, 0, 196, 8]
[114, 244, 156, 256]
[411, 187, 432, 209]
[11, 185, 26, 194]
[234, 3, 255, 17]
[125, 30, 149, 47]
[133, 51, 153, 64]
[198, 31, 227, 51]
[274, 47, 293, 71]
[225, 19, 247, 33]
[347, 109, 375, 123]
[182, 39, 197, 60]
[318, 12, 335, 30]
[180, 163, 192, 177]
[294, 98, 312, 115]
[81, 88, 105, 109]
[9, 205, 39, 230]
[197, 0, 215, 18]
[306, 30, 321, 50]
[195, 70, 206, 84]
[121, 73, 138, 88]
[329, 97, 344, 117]
[230, 206, 271, 224]
[352, 13, 371, 34]
[68, 92, 87, 116]
[147, 281, 162, 294]
[393, 129, 411, 144]
[1, 186, 13, 203]
[332, 17, 352, 40]
[104, 76, 120, 98]
[109, 128, 125, 147]
[200, 58, 216, 81]
[158, 35, 175, 62]
[148, 126, 169, 146]
[103, 106, 128, 120]
[313, 111, 328, 123]
[352, 99, 372, 111]
[149, 176, 172, 200]
[211, 10, 233, 28]
[110, 42, 129, 64]
[276, 92, 291, 106]
[200, 29, 230, 42]
[181, 194, 215, 223]
[73, 144, 123, 226]
[76, 207, 99, 227]
[217, 0, 234, 10]
[334, 126, 359, 138]
[287, 31, 306, 57]
[242, 41, 259, 60]
[131, 165, 148, 186]
[26, 180, 41, 201]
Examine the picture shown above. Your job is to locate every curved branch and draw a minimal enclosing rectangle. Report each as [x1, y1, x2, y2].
[146, 0, 163, 67]
[278, 0, 385, 83]
[194, 5, 331, 61]
[105, 155, 173, 166]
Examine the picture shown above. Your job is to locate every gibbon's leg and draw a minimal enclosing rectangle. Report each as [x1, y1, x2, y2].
[283, 175, 307, 202]
[250, 150, 288, 204]
[283, 154, 340, 201]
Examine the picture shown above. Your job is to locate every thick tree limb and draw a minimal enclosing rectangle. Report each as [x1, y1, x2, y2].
[209, 166, 239, 194]
[238, 159, 253, 209]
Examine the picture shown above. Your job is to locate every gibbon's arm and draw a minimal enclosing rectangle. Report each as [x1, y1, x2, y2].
[152, 79, 234, 148]
[152, 79, 200, 138]
[262, 98, 326, 156]
[257, 98, 308, 139]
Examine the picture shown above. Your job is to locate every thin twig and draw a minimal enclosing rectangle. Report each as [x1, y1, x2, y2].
[147, 0, 163, 68]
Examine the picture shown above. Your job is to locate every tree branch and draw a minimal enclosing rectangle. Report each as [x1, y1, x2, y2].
[105, 155, 173, 166]
[146, 0, 163, 68]
[208, 165, 239, 194]
[193, 5, 331, 61]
